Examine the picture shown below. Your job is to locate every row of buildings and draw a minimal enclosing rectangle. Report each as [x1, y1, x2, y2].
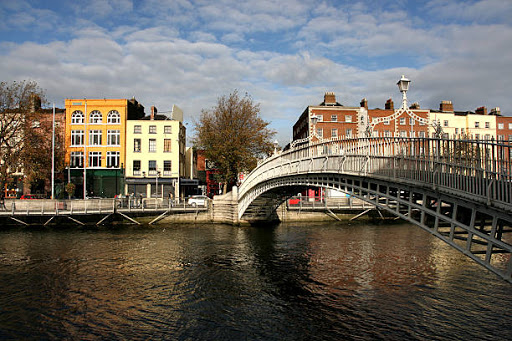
[5, 97, 217, 199]
[5, 79, 512, 199]
[293, 92, 512, 142]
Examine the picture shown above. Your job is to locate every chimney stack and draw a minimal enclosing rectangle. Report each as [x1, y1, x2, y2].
[410, 102, 420, 109]
[360, 98, 368, 109]
[385, 98, 394, 110]
[475, 106, 487, 115]
[490, 107, 501, 115]
[324, 92, 336, 105]
[439, 100, 453, 112]
[150, 105, 157, 120]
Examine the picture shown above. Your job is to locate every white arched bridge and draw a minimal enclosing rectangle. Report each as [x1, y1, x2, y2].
[238, 137, 512, 282]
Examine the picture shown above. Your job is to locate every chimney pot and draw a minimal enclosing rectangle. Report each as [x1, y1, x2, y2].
[476, 106, 487, 115]
[385, 98, 394, 110]
[324, 92, 336, 105]
[440, 100, 453, 112]
[150, 105, 157, 120]
[360, 98, 368, 109]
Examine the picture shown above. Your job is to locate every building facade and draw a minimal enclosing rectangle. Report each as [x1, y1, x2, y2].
[64, 98, 144, 198]
[125, 106, 186, 199]
[292, 92, 430, 143]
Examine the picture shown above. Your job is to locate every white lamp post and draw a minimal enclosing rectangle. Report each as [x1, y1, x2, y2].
[397, 75, 411, 110]
[310, 115, 319, 141]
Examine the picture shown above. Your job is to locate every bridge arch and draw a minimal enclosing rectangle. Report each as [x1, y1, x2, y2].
[238, 137, 512, 282]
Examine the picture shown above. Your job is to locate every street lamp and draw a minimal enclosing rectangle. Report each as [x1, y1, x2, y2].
[273, 140, 279, 154]
[310, 115, 319, 141]
[397, 75, 411, 110]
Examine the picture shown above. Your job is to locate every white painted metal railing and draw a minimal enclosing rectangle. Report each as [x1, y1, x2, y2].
[239, 137, 512, 216]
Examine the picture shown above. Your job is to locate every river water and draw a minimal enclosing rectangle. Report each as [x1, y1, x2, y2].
[0, 221, 511, 340]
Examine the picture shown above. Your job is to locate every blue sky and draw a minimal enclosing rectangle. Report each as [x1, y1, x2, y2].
[1, 0, 511, 144]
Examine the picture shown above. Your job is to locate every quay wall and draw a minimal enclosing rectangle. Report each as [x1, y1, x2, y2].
[0, 194, 381, 227]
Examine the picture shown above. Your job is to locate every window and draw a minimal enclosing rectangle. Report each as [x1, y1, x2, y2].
[89, 151, 102, 167]
[164, 160, 172, 176]
[89, 130, 102, 145]
[149, 139, 156, 152]
[346, 129, 352, 137]
[70, 152, 83, 168]
[71, 110, 84, 124]
[71, 130, 84, 146]
[475, 121, 480, 128]
[164, 126, 172, 134]
[89, 110, 102, 124]
[107, 110, 120, 124]
[509, 123, 512, 129]
[384, 130, 391, 137]
[149, 125, 157, 134]
[331, 115, 338, 122]
[498, 123, 504, 129]
[331, 128, 338, 138]
[400, 118, 406, 125]
[317, 115, 323, 122]
[455, 128, 459, 135]
[134, 138, 141, 152]
[410, 118, 415, 125]
[316, 128, 323, 138]
[107, 130, 120, 146]
[443, 120, 448, 127]
[133, 160, 141, 176]
[461, 128, 465, 134]
[107, 151, 119, 168]
[400, 131, 407, 137]
[498, 135, 504, 141]
[485, 122, 490, 129]
[164, 139, 172, 152]
[485, 134, 491, 140]
[134, 125, 141, 134]
[418, 131, 426, 138]
[148, 160, 157, 175]
[345, 115, 352, 123]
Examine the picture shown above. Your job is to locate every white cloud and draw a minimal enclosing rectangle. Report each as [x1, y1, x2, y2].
[1, 0, 512, 146]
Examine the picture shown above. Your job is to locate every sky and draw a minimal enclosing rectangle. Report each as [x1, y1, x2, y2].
[1, 0, 511, 144]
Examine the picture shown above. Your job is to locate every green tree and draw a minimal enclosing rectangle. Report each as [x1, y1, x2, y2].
[193, 90, 276, 194]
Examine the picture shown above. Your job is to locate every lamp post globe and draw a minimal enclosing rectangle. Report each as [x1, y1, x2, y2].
[397, 75, 410, 93]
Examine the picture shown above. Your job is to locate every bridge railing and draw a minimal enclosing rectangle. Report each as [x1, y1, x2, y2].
[239, 137, 512, 210]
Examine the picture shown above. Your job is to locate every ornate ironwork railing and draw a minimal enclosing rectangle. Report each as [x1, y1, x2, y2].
[239, 137, 512, 212]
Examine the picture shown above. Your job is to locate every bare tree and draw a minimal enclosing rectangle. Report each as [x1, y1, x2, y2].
[193, 90, 276, 194]
[0, 80, 56, 197]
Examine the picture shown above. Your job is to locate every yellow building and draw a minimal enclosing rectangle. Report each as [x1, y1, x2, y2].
[64, 98, 144, 198]
[125, 105, 187, 199]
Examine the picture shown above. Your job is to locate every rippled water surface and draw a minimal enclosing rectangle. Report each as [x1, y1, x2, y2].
[0, 222, 511, 340]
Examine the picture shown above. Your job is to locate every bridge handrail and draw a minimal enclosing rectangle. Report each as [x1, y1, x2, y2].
[239, 137, 512, 210]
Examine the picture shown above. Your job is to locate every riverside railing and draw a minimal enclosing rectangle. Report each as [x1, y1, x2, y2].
[0, 198, 209, 216]
[239, 137, 512, 211]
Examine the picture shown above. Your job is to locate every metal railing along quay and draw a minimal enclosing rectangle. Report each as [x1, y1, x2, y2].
[0, 198, 209, 220]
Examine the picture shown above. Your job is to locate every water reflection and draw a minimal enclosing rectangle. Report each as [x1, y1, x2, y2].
[0, 223, 511, 340]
